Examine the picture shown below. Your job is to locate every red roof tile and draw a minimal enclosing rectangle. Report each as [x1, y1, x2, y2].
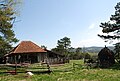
[11, 41, 46, 54]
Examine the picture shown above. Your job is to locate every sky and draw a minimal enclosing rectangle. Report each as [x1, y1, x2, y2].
[14, 0, 119, 49]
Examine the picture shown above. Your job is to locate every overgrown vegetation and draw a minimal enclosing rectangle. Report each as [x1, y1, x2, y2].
[0, 60, 120, 81]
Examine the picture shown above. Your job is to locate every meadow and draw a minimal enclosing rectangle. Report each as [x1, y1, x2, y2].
[0, 60, 120, 81]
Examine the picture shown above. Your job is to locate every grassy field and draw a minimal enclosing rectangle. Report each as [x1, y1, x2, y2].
[0, 60, 120, 81]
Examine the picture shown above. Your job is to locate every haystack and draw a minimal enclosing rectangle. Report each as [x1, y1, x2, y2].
[98, 46, 115, 68]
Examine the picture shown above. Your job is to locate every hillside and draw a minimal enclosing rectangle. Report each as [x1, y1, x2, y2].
[83, 46, 114, 53]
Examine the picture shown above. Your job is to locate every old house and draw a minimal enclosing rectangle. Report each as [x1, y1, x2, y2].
[6, 41, 66, 64]
[7, 41, 47, 64]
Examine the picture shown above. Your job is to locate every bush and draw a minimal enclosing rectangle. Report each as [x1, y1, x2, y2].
[84, 53, 91, 59]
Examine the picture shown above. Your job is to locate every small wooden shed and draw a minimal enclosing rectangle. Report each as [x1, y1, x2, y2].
[98, 46, 115, 68]
[46, 49, 65, 64]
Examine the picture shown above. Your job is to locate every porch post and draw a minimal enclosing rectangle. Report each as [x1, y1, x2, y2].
[15, 55, 17, 74]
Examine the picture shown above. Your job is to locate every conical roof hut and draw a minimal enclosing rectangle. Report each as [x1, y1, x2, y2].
[98, 46, 115, 68]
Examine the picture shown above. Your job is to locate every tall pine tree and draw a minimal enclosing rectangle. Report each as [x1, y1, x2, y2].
[98, 2, 120, 62]
[52, 37, 71, 56]
[98, 2, 120, 39]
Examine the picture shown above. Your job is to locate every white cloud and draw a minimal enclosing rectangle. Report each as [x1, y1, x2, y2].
[81, 29, 119, 47]
[88, 23, 95, 29]
[79, 37, 106, 47]
[72, 36, 115, 48]
[71, 21, 117, 48]
[109, 21, 116, 24]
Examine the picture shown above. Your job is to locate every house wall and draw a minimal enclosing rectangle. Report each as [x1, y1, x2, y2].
[48, 57, 64, 64]
[7, 52, 66, 64]
[47, 53, 65, 64]
[7, 52, 47, 64]
[37, 53, 47, 63]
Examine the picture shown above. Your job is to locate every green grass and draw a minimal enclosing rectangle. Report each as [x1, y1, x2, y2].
[0, 60, 120, 81]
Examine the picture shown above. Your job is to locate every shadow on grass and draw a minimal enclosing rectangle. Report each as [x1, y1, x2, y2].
[108, 63, 120, 70]
[0, 70, 52, 75]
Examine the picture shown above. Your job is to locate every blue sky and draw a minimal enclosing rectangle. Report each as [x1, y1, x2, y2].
[14, 0, 119, 49]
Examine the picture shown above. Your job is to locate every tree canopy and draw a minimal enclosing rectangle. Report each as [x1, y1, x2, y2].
[52, 37, 71, 55]
[0, 0, 20, 56]
[98, 2, 120, 40]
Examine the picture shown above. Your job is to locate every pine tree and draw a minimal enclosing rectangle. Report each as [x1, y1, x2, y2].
[98, 2, 120, 39]
[98, 2, 120, 62]
[52, 37, 71, 56]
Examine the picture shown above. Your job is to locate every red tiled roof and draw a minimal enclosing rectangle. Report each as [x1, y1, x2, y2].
[11, 41, 46, 54]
